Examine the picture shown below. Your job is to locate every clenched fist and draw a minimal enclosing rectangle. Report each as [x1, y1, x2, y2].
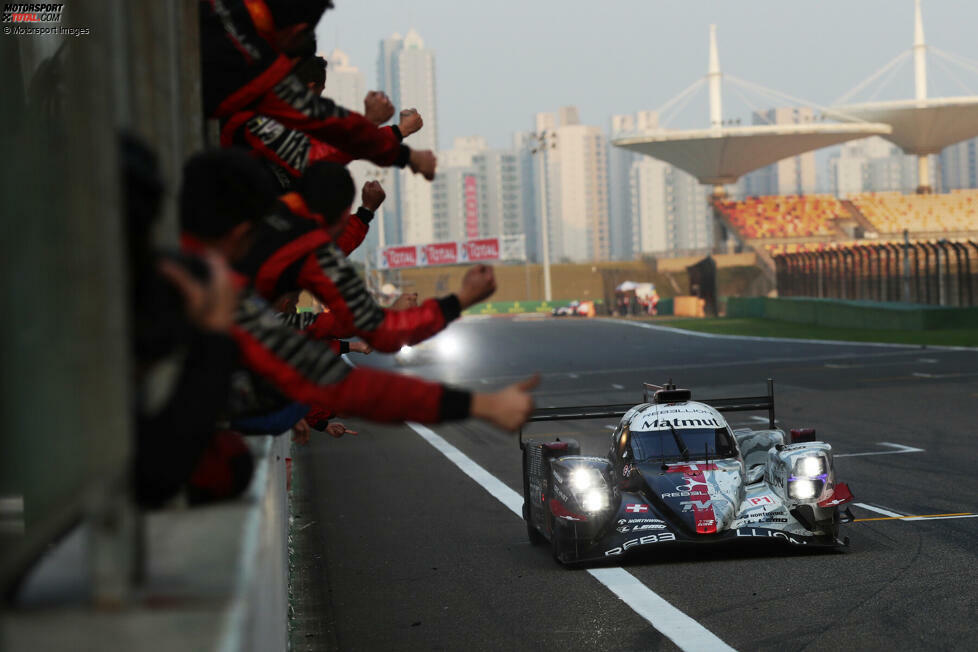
[457, 264, 496, 309]
[361, 180, 386, 211]
[364, 90, 395, 125]
[398, 108, 423, 137]
[408, 149, 437, 180]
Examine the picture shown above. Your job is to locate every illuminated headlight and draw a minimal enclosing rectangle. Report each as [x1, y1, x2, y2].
[398, 345, 415, 360]
[581, 489, 608, 512]
[569, 467, 595, 491]
[795, 456, 826, 477]
[788, 478, 821, 500]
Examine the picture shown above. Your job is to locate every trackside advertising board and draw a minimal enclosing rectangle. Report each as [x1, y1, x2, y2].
[378, 236, 512, 269]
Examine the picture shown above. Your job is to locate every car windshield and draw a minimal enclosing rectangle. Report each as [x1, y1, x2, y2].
[630, 428, 737, 463]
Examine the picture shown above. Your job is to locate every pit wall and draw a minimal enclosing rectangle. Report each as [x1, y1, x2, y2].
[727, 297, 978, 330]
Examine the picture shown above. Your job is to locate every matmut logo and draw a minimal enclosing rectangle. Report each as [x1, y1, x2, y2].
[2, 3, 64, 22]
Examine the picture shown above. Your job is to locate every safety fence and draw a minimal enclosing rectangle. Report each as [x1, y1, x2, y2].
[774, 240, 978, 307]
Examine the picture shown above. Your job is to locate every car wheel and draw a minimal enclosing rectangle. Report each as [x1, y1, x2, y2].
[524, 504, 546, 546]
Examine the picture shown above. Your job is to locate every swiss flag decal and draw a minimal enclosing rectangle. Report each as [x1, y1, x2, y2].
[625, 504, 649, 513]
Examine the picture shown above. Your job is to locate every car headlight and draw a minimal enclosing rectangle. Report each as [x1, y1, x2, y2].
[795, 456, 826, 477]
[581, 488, 608, 512]
[788, 478, 820, 500]
[398, 345, 415, 360]
[566, 466, 609, 513]
[569, 467, 595, 491]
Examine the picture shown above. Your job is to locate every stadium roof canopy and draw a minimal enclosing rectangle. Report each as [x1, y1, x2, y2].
[612, 122, 892, 186]
[826, 97, 978, 156]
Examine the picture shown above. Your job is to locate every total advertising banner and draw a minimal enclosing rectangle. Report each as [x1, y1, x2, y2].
[378, 237, 501, 269]
[380, 245, 419, 269]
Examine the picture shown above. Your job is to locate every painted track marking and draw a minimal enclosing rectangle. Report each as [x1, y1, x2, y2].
[836, 442, 925, 458]
[406, 422, 736, 652]
[855, 512, 978, 523]
[854, 503, 904, 518]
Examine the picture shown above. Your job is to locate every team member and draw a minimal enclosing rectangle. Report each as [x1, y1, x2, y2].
[200, 0, 436, 179]
[181, 150, 492, 353]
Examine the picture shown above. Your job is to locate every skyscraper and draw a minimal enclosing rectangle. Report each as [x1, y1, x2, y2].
[377, 29, 438, 245]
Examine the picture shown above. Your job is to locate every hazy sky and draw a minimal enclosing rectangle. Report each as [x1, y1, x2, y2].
[315, 1, 978, 151]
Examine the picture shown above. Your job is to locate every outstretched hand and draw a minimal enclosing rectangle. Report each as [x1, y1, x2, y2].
[471, 374, 540, 431]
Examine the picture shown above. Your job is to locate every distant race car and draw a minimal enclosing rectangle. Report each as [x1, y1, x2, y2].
[520, 380, 854, 565]
[552, 301, 592, 317]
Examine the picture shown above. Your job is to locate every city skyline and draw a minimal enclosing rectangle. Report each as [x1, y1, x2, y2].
[315, 1, 978, 150]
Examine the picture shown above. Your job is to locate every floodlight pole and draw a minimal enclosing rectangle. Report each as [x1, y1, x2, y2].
[530, 131, 555, 301]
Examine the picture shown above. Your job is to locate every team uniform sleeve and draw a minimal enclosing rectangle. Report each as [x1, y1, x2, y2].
[253, 74, 411, 168]
[232, 292, 470, 423]
[333, 208, 372, 256]
[294, 243, 461, 351]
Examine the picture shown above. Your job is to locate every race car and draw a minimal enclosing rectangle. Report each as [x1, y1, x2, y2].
[552, 301, 594, 317]
[520, 380, 854, 565]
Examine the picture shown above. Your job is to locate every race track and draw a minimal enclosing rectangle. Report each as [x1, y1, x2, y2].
[291, 316, 978, 651]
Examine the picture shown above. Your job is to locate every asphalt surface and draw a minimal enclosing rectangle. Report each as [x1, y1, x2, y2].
[292, 316, 978, 651]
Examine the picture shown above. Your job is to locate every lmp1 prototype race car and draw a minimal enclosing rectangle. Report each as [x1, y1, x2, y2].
[520, 380, 855, 565]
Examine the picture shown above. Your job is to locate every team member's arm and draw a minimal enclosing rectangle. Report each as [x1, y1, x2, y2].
[294, 246, 495, 351]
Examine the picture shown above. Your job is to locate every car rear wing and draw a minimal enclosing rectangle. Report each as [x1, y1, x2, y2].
[520, 379, 776, 446]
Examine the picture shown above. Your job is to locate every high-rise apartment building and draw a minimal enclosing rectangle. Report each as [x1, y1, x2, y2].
[533, 107, 610, 262]
[827, 136, 929, 195]
[377, 29, 438, 245]
[609, 111, 659, 260]
[431, 137, 526, 245]
[742, 107, 817, 196]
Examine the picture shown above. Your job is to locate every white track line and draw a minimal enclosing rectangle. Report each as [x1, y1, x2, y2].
[854, 503, 904, 518]
[903, 514, 978, 521]
[407, 422, 736, 652]
[836, 443, 925, 458]
[604, 319, 978, 352]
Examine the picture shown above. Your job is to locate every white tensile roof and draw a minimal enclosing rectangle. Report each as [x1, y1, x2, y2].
[827, 97, 978, 155]
[612, 122, 892, 186]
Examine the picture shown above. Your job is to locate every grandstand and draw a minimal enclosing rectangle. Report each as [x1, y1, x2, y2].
[714, 195, 847, 239]
[848, 190, 978, 235]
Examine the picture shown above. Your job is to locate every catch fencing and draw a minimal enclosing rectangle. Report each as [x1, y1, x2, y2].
[774, 239, 978, 307]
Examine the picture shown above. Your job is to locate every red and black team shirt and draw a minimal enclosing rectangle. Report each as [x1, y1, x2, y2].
[200, 0, 410, 169]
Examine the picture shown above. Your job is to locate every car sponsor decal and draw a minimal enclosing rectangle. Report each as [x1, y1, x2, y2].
[618, 518, 666, 525]
[625, 504, 649, 513]
[642, 416, 724, 430]
[617, 522, 668, 533]
[672, 468, 717, 534]
[818, 482, 854, 508]
[735, 528, 808, 545]
[605, 532, 677, 556]
[549, 498, 587, 521]
[663, 463, 719, 474]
